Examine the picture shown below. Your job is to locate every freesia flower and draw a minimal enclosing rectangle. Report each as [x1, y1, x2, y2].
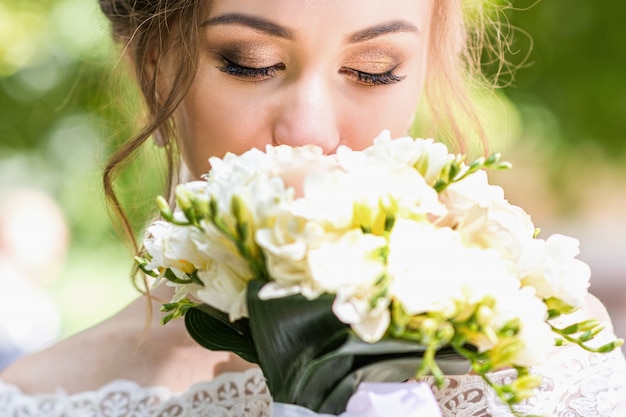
[519, 234, 591, 308]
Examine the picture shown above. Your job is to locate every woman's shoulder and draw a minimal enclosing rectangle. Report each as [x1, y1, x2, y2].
[0, 295, 256, 395]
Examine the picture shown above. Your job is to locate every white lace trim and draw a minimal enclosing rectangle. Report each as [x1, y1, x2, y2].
[2, 328, 626, 417]
[0, 368, 271, 417]
[427, 345, 626, 417]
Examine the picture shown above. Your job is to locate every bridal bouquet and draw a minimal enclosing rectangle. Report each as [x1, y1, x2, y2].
[136, 131, 622, 416]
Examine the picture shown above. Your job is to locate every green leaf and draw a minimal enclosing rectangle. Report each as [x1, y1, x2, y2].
[185, 304, 258, 364]
[246, 280, 348, 404]
[295, 336, 430, 414]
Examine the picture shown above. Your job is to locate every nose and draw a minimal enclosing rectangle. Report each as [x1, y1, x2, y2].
[273, 75, 341, 154]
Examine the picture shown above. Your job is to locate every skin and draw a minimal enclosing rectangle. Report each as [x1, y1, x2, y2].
[174, 0, 434, 178]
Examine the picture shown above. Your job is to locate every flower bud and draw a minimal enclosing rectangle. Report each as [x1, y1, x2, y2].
[598, 339, 624, 353]
[175, 185, 192, 212]
[489, 338, 524, 368]
[436, 322, 455, 345]
[157, 196, 173, 221]
[476, 305, 493, 326]
[512, 374, 542, 391]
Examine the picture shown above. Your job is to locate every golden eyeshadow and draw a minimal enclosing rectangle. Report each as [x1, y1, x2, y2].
[208, 43, 282, 67]
[342, 49, 401, 73]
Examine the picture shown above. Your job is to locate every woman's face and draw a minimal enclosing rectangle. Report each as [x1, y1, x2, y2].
[173, 0, 434, 178]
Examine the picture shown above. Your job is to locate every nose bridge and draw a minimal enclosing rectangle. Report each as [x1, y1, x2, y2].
[273, 71, 340, 153]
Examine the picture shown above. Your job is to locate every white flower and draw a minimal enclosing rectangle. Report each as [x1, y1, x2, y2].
[387, 220, 520, 318]
[207, 153, 294, 227]
[519, 234, 591, 308]
[259, 226, 387, 298]
[439, 170, 536, 265]
[256, 210, 326, 299]
[307, 230, 387, 294]
[194, 220, 253, 280]
[141, 136, 597, 375]
[144, 221, 207, 274]
[206, 147, 274, 186]
[334, 293, 391, 343]
[308, 229, 390, 342]
[143, 218, 252, 321]
[267, 144, 337, 198]
[440, 170, 505, 214]
[472, 286, 553, 366]
[509, 288, 553, 366]
[194, 263, 250, 321]
[145, 220, 255, 320]
[363, 130, 455, 185]
[282, 144, 444, 231]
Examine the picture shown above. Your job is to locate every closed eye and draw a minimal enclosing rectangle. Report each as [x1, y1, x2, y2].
[339, 66, 406, 86]
[217, 57, 285, 80]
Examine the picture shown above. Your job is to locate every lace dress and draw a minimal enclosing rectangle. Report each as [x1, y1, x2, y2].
[2, 344, 626, 417]
[2, 313, 626, 417]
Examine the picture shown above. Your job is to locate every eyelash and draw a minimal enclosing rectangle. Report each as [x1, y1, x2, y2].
[339, 67, 405, 86]
[217, 57, 284, 80]
[217, 57, 405, 86]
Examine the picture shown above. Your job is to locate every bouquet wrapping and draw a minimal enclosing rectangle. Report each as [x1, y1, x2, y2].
[137, 131, 622, 416]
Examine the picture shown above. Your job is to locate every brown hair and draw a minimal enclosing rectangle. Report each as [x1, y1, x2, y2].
[99, 0, 512, 256]
[100, 0, 207, 253]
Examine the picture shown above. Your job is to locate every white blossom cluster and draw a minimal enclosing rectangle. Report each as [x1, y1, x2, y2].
[143, 130, 591, 369]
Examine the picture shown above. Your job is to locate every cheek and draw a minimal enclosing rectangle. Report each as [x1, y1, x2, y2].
[175, 77, 274, 177]
[341, 74, 425, 149]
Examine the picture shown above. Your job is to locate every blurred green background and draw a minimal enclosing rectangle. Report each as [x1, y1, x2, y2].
[1, 0, 625, 354]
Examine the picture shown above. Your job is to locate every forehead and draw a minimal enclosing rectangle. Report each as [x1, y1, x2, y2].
[205, 0, 434, 38]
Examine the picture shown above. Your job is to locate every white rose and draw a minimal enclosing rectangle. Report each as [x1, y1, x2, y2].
[387, 221, 461, 316]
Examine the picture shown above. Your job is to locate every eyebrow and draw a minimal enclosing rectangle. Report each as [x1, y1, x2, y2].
[201, 14, 418, 43]
[201, 13, 294, 39]
[346, 20, 419, 43]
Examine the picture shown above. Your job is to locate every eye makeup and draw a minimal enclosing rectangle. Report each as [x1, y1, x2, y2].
[340, 46, 408, 86]
[217, 56, 286, 80]
[339, 66, 405, 86]
[203, 24, 415, 87]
